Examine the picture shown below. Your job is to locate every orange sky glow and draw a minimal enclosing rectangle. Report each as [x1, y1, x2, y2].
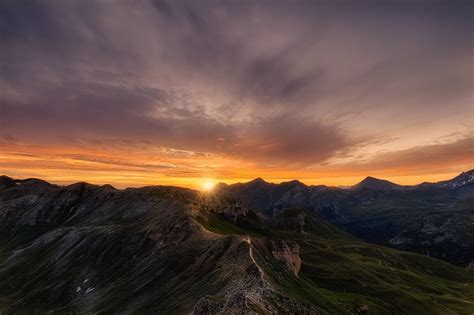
[1, 138, 472, 190]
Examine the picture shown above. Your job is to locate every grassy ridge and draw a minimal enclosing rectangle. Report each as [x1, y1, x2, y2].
[197, 209, 474, 314]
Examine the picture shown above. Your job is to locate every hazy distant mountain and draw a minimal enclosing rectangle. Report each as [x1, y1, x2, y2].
[216, 170, 474, 266]
[0, 176, 473, 314]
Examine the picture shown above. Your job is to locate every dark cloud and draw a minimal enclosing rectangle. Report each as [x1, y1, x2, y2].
[0, 82, 235, 153]
[231, 115, 350, 167]
[371, 137, 474, 170]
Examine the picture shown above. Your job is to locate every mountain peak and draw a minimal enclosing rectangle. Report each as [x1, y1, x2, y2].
[353, 176, 402, 191]
[248, 177, 267, 184]
[280, 179, 307, 189]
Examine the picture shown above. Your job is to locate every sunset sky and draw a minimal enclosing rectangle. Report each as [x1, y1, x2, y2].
[1, 0, 473, 189]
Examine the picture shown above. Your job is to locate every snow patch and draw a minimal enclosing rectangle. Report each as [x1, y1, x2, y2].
[85, 287, 95, 294]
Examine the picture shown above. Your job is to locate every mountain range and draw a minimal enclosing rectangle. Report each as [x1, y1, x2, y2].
[216, 170, 474, 267]
[0, 172, 473, 314]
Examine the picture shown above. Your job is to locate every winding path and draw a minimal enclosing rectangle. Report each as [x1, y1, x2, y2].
[244, 236, 266, 280]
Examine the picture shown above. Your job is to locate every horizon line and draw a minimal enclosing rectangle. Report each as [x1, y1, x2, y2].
[1, 169, 472, 192]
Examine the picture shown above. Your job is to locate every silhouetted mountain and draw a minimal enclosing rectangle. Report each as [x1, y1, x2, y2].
[352, 176, 404, 191]
[216, 170, 474, 266]
[0, 176, 473, 314]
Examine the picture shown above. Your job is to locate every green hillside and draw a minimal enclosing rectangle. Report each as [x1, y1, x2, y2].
[197, 208, 474, 314]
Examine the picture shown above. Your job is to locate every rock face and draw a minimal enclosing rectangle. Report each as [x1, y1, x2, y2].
[269, 240, 301, 276]
[216, 170, 474, 266]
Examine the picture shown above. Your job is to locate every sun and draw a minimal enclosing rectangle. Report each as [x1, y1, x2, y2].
[201, 179, 215, 192]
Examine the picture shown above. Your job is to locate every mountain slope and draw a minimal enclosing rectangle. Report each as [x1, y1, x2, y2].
[1, 176, 473, 314]
[434, 170, 474, 188]
[196, 205, 474, 314]
[0, 178, 307, 314]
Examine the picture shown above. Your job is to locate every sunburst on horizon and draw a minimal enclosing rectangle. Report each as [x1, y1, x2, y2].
[201, 179, 216, 192]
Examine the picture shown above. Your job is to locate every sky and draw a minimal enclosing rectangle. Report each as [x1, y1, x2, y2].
[0, 0, 473, 189]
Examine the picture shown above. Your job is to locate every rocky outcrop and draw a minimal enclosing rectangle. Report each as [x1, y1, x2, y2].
[270, 210, 307, 233]
[268, 240, 301, 277]
[195, 193, 249, 222]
